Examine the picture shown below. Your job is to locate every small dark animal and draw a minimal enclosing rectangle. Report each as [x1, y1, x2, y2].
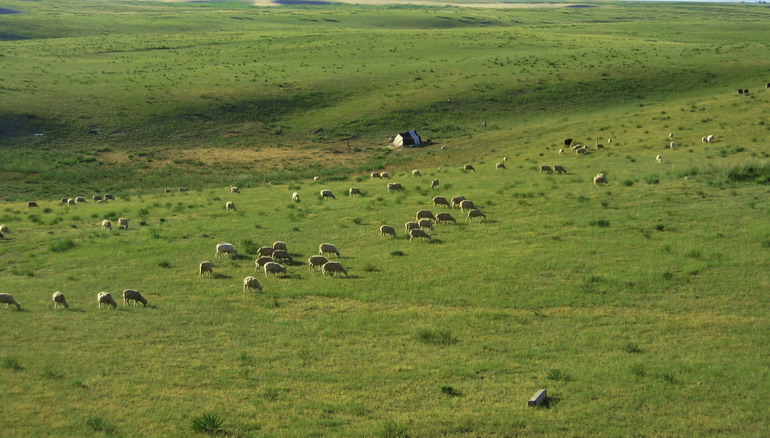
[564, 138, 573, 147]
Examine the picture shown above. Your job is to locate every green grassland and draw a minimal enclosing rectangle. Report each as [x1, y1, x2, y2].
[2, 0, 770, 436]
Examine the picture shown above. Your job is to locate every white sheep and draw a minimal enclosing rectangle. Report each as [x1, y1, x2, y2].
[76, 197, 86, 203]
[418, 218, 434, 230]
[199, 261, 214, 277]
[466, 209, 487, 222]
[0, 225, 9, 234]
[97, 292, 117, 309]
[230, 186, 240, 194]
[668, 132, 674, 139]
[593, 173, 608, 184]
[322, 261, 348, 277]
[257, 246, 274, 257]
[308, 255, 329, 271]
[503, 156, 509, 162]
[558, 148, 564, 155]
[264, 261, 287, 277]
[415, 210, 436, 222]
[370, 171, 382, 179]
[702, 137, 707, 143]
[117, 217, 129, 230]
[576, 147, 588, 155]
[215, 242, 237, 258]
[380, 225, 397, 237]
[123, 289, 148, 307]
[387, 182, 403, 192]
[320, 189, 336, 199]
[313, 176, 321, 181]
[319, 243, 340, 257]
[272, 249, 293, 263]
[68, 198, 77, 205]
[706, 134, 715, 143]
[273, 241, 287, 251]
[405, 221, 419, 233]
[656, 154, 663, 164]
[450, 196, 466, 208]
[255, 257, 273, 271]
[225, 201, 236, 211]
[435, 212, 456, 224]
[0, 293, 21, 310]
[553, 165, 567, 174]
[670, 142, 676, 149]
[496, 162, 507, 170]
[459, 200, 476, 212]
[432, 196, 451, 208]
[430, 179, 439, 189]
[411, 169, 422, 177]
[463, 164, 475, 172]
[292, 192, 300, 203]
[93, 195, 103, 202]
[409, 229, 431, 242]
[101, 220, 112, 231]
[61, 197, 69, 204]
[379, 172, 390, 179]
[349, 187, 363, 197]
[243, 276, 263, 292]
[52, 291, 68, 309]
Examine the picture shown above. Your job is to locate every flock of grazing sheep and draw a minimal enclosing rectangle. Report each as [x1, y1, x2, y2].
[0, 128, 726, 309]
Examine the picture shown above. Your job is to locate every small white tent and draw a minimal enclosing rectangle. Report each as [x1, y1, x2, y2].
[393, 130, 422, 147]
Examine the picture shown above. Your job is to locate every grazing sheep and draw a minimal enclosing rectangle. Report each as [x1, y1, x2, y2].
[263, 261, 287, 277]
[706, 134, 715, 143]
[656, 154, 663, 164]
[215, 242, 237, 258]
[97, 292, 117, 309]
[68, 198, 77, 205]
[435, 212, 456, 224]
[411, 169, 422, 177]
[308, 255, 329, 271]
[466, 209, 487, 222]
[409, 229, 431, 242]
[292, 192, 300, 203]
[104, 194, 115, 200]
[370, 171, 382, 179]
[199, 261, 214, 277]
[272, 249, 293, 263]
[178, 187, 189, 192]
[272, 241, 287, 251]
[668, 132, 674, 139]
[595, 143, 605, 149]
[463, 164, 475, 172]
[164, 188, 172, 193]
[558, 148, 564, 155]
[93, 195, 103, 202]
[503, 156, 509, 162]
[571, 144, 582, 151]
[380, 225, 397, 237]
[61, 197, 69, 204]
[320, 189, 336, 199]
[349, 187, 363, 197]
[0, 225, 9, 234]
[0, 293, 21, 310]
[101, 220, 112, 231]
[255, 257, 273, 271]
[593, 173, 608, 184]
[670, 142, 676, 149]
[432, 196, 451, 208]
[76, 197, 86, 203]
[576, 147, 589, 155]
[702, 137, 707, 143]
[496, 162, 507, 170]
[405, 221, 420, 233]
[322, 261, 348, 277]
[28, 201, 39, 208]
[117, 217, 129, 230]
[257, 246, 274, 257]
[122, 289, 148, 307]
[313, 176, 321, 181]
[230, 186, 240, 194]
[379, 172, 390, 179]
[319, 243, 340, 257]
[553, 165, 567, 174]
[430, 179, 439, 189]
[459, 200, 476, 212]
[418, 218, 434, 230]
[387, 183, 403, 192]
[243, 276, 263, 292]
[416, 210, 436, 221]
[225, 201, 236, 211]
[52, 291, 68, 309]
[450, 196, 466, 208]
[607, 138, 613, 144]
[539, 165, 553, 173]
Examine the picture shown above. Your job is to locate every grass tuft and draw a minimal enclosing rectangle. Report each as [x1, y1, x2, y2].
[547, 369, 572, 382]
[2, 357, 23, 371]
[85, 417, 117, 434]
[416, 329, 458, 346]
[190, 412, 225, 435]
[48, 239, 75, 252]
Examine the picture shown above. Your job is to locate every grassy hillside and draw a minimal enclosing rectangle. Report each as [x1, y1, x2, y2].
[1, 0, 770, 198]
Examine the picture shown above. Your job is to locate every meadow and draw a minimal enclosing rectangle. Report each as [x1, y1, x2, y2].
[1, 0, 770, 436]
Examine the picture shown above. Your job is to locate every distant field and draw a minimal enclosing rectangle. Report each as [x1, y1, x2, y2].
[1, 1, 770, 436]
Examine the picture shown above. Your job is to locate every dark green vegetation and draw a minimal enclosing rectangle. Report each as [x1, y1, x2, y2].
[1, 1, 770, 436]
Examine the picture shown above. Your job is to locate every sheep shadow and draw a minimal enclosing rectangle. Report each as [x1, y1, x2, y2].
[212, 273, 233, 280]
